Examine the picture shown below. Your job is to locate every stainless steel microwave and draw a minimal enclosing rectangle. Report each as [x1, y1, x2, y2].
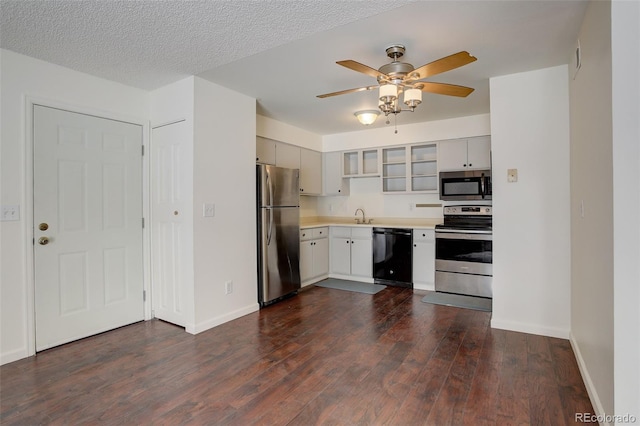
[439, 170, 492, 201]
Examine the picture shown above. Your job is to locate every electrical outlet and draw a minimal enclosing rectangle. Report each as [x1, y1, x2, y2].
[203, 203, 215, 217]
[1, 205, 20, 221]
[225, 280, 233, 294]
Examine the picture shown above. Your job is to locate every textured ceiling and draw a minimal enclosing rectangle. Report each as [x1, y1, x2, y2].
[0, 0, 413, 90]
[0, 0, 589, 135]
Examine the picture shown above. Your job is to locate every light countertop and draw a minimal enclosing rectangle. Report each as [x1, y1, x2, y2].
[300, 216, 443, 230]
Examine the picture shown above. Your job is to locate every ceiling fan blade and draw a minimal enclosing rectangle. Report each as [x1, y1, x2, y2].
[337, 60, 386, 79]
[418, 82, 475, 97]
[411, 51, 477, 80]
[316, 85, 379, 98]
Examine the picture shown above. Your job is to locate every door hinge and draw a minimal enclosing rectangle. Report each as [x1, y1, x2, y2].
[143, 290, 146, 302]
[141, 145, 145, 156]
[142, 217, 145, 228]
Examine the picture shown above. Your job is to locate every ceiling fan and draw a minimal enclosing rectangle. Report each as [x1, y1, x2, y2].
[317, 45, 477, 123]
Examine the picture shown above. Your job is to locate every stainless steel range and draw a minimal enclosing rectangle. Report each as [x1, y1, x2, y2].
[435, 205, 492, 298]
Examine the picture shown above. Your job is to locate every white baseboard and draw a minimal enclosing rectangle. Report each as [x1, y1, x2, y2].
[302, 274, 329, 288]
[491, 317, 570, 339]
[187, 303, 260, 335]
[413, 282, 435, 291]
[570, 332, 607, 423]
[328, 274, 374, 283]
[0, 347, 30, 366]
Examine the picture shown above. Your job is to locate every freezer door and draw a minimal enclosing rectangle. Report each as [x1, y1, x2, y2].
[257, 164, 300, 207]
[259, 206, 301, 305]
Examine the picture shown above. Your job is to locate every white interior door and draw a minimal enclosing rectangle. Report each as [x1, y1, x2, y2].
[150, 121, 191, 327]
[34, 105, 144, 351]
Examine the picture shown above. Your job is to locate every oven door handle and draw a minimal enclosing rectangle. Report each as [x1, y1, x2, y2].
[435, 231, 492, 241]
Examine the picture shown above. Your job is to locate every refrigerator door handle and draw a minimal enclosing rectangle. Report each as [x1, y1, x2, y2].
[266, 169, 273, 207]
[266, 207, 273, 246]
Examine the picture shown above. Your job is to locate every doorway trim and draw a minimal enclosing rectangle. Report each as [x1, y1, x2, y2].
[24, 96, 151, 357]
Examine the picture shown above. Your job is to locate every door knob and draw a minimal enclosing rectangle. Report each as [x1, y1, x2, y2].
[38, 223, 49, 231]
[38, 237, 50, 245]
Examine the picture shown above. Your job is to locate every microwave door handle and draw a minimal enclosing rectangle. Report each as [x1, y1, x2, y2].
[480, 173, 485, 198]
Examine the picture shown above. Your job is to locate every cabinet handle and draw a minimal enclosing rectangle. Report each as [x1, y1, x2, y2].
[469, 163, 473, 167]
[300, 188, 304, 192]
[414, 244, 416, 247]
[422, 233, 426, 237]
[338, 189, 341, 193]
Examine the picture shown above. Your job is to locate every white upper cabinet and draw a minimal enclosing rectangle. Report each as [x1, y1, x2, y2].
[438, 136, 491, 171]
[342, 149, 380, 177]
[275, 143, 301, 169]
[256, 136, 276, 165]
[381, 146, 407, 193]
[466, 136, 492, 169]
[410, 143, 438, 192]
[300, 148, 322, 195]
[323, 151, 349, 196]
[256, 138, 323, 195]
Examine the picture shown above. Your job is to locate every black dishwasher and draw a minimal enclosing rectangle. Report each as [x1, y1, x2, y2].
[372, 228, 413, 288]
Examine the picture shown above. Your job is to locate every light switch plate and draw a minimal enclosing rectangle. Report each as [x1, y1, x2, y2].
[1, 205, 20, 221]
[507, 169, 518, 183]
[203, 203, 215, 217]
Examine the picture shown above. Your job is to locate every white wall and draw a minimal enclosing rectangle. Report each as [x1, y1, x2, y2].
[489, 66, 571, 338]
[191, 77, 258, 332]
[611, 0, 640, 419]
[317, 178, 444, 219]
[0, 49, 149, 365]
[569, 1, 615, 418]
[257, 114, 322, 151]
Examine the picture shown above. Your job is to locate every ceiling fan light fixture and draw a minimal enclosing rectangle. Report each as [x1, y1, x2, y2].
[354, 110, 380, 126]
[404, 88, 422, 108]
[379, 84, 397, 104]
[317, 46, 477, 130]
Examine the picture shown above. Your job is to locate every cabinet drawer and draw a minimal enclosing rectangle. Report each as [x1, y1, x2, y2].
[300, 229, 313, 241]
[312, 227, 328, 239]
[331, 226, 352, 238]
[413, 229, 435, 242]
[351, 227, 372, 239]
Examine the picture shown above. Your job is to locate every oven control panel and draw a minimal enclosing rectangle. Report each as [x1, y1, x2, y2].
[444, 205, 492, 216]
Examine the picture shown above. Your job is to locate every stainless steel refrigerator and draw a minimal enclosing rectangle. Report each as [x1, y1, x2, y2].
[257, 164, 301, 307]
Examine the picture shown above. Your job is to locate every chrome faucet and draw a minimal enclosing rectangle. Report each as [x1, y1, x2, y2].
[354, 208, 366, 224]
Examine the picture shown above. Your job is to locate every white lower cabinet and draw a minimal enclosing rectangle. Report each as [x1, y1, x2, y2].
[330, 227, 372, 281]
[412, 229, 435, 290]
[300, 227, 329, 286]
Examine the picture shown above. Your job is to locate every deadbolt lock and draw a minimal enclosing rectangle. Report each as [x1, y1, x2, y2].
[39, 223, 49, 231]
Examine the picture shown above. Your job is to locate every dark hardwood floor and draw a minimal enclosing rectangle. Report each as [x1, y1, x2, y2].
[1, 285, 594, 425]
